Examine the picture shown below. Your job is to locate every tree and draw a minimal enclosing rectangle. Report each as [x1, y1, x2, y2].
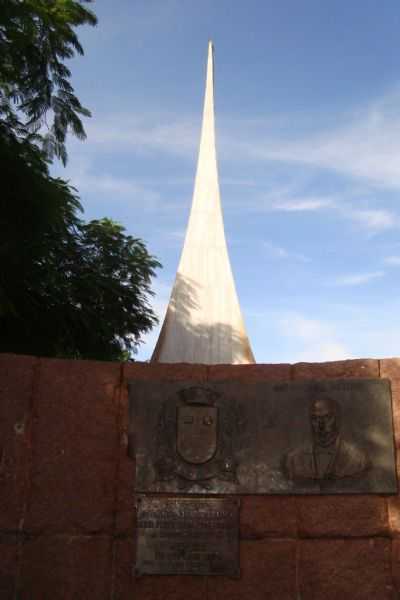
[0, 0, 97, 163]
[0, 2, 162, 360]
[0, 127, 161, 360]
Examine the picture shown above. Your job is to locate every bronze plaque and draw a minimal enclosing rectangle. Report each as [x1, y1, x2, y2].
[129, 378, 397, 494]
[135, 497, 240, 576]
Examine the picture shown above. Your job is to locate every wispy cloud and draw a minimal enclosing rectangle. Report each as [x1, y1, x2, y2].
[346, 208, 398, 232]
[75, 172, 159, 200]
[246, 184, 337, 214]
[165, 229, 185, 240]
[72, 88, 400, 192]
[240, 90, 400, 189]
[271, 197, 334, 211]
[66, 170, 168, 218]
[384, 256, 400, 266]
[220, 177, 257, 187]
[263, 241, 309, 262]
[56, 157, 188, 216]
[85, 115, 198, 158]
[279, 313, 351, 361]
[331, 271, 385, 286]
[254, 185, 398, 234]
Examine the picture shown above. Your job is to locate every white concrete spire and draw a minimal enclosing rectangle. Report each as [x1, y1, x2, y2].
[152, 42, 255, 364]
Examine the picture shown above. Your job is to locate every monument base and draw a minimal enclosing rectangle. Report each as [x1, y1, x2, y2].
[0, 353, 398, 599]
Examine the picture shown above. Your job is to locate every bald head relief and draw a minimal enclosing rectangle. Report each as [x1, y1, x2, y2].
[310, 397, 340, 448]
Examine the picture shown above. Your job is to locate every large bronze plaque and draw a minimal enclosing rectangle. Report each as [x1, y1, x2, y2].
[135, 497, 240, 576]
[129, 379, 397, 494]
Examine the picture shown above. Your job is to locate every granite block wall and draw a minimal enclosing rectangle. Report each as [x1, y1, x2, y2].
[0, 353, 399, 599]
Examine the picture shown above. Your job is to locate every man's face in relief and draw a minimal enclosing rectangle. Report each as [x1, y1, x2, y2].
[310, 398, 339, 448]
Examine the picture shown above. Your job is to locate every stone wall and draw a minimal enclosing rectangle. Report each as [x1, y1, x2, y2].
[0, 353, 399, 599]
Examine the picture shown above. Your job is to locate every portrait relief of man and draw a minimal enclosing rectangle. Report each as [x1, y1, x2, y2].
[283, 397, 370, 481]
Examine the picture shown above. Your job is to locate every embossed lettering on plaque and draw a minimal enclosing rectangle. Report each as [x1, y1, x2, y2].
[135, 497, 240, 576]
[129, 379, 397, 494]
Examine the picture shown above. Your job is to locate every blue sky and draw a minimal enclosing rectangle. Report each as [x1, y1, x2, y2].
[52, 0, 400, 363]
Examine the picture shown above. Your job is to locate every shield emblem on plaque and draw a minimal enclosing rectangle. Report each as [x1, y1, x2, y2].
[177, 405, 218, 464]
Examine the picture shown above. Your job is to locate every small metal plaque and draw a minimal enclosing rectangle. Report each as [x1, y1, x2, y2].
[135, 497, 240, 576]
[129, 378, 397, 494]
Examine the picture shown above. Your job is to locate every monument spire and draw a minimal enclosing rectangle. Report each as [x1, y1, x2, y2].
[152, 42, 255, 364]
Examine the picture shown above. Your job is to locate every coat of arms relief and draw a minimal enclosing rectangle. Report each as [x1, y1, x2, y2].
[154, 386, 246, 490]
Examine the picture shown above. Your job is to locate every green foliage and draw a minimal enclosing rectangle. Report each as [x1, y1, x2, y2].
[0, 1, 161, 360]
[0, 0, 97, 164]
[0, 126, 161, 360]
